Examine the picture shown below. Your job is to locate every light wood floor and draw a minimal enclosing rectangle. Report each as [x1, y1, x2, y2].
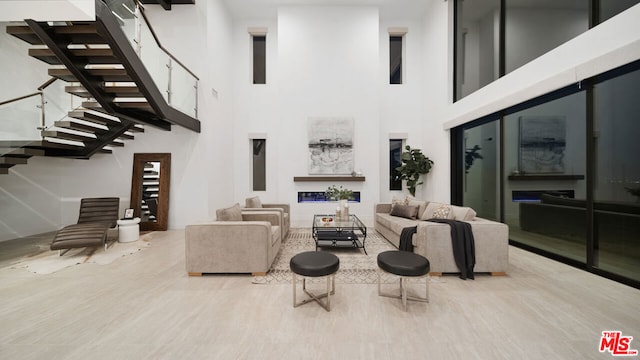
[1, 230, 639, 360]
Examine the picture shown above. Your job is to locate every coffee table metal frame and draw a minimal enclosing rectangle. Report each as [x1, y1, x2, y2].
[312, 214, 368, 255]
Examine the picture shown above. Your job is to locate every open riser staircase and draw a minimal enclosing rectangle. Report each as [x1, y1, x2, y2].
[0, 0, 199, 174]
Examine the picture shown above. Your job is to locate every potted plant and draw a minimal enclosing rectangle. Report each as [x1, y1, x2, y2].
[325, 185, 353, 201]
[395, 145, 434, 196]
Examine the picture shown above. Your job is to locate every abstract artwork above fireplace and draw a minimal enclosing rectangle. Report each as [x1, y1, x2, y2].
[307, 117, 354, 174]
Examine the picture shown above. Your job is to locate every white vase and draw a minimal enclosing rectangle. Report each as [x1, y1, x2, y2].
[339, 199, 349, 221]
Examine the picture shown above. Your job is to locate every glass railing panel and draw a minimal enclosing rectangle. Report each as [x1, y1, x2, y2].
[104, 0, 138, 49]
[41, 79, 72, 130]
[0, 95, 42, 145]
[103, 0, 198, 118]
[138, 21, 170, 103]
[170, 61, 197, 118]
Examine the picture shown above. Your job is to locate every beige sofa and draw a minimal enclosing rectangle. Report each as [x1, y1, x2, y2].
[374, 199, 509, 276]
[185, 204, 282, 276]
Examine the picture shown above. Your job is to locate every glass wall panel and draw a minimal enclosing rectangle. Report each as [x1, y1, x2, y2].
[593, 67, 640, 282]
[455, 0, 500, 100]
[463, 121, 500, 221]
[505, 0, 588, 73]
[503, 92, 587, 262]
[599, 0, 640, 23]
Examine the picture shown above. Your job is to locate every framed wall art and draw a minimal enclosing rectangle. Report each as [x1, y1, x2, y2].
[307, 117, 354, 174]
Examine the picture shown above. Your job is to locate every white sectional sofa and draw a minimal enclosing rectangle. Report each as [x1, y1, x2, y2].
[374, 198, 509, 276]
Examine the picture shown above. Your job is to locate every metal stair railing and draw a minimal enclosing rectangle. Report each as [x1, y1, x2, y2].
[105, 0, 199, 119]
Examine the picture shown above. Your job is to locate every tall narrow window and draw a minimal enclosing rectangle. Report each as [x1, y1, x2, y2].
[390, 139, 403, 190]
[252, 139, 266, 191]
[389, 27, 407, 84]
[252, 35, 266, 84]
[390, 36, 402, 84]
[389, 36, 403, 84]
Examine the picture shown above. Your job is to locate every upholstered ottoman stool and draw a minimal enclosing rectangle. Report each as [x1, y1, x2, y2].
[290, 251, 340, 312]
[377, 250, 430, 311]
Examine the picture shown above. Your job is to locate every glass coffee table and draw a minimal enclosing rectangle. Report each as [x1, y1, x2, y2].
[312, 214, 368, 254]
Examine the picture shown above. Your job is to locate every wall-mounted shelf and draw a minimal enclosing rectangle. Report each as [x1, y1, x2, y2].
[294, 176, 366, 182]
[507, 175, 585, 181]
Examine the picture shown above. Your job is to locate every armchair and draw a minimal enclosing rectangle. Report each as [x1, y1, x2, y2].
[185, 203, 282, 276]
[243, 196, 290, 238]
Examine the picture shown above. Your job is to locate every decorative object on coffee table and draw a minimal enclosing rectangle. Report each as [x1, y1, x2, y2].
[325, 185, 353, 221]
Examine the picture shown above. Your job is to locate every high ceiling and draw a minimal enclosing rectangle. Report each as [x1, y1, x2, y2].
[222, 0, 433, 19]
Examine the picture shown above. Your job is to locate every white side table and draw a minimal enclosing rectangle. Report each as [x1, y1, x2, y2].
[117, 217, 141, 243]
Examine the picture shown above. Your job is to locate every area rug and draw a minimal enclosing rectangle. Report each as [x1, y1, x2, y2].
[9, 234, 152, 275]
[252, 228, 437, 285]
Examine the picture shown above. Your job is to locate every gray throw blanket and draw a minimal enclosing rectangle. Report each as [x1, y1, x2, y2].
[399, 219, 476, 280]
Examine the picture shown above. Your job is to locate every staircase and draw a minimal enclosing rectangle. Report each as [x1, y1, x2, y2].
[0, 0, 199, 173]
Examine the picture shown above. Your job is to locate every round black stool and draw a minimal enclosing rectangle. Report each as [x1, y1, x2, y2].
[290, 251, 340, 312]
[377, 250, 430, 311]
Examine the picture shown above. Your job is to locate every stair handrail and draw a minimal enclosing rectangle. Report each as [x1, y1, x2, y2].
[133, 1, 199, 81]
[0, 77, 58, 106]
[0, 92, 41, 107]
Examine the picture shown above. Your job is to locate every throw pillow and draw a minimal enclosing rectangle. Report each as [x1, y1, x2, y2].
[245, 196, 262, 208]
[421, 201, 444, 220]
[407, 196, 428, 219]
[390, 194, 409, 212]
[390, 204, 420, 219]
[432, 204, 452, 219]
[451, 205, 477, 221]
[216, 203, 243, 221]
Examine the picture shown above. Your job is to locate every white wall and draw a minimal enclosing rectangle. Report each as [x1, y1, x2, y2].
[277, 6, 380, 226]
[420, 0, 451, 203]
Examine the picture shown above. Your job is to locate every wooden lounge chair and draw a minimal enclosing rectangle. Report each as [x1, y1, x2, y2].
[50, 197, 120, 255]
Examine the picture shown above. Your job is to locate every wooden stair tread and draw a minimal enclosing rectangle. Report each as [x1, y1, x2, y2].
[42, 130, 96, 142]
[49, 68, 132, 82]
[66, 84, 143, 98]
[54, 120, 108, 134]
[29, 48, 118, 65]
[0, 148, 45, 157]
[0, 140, 83, 151]
[68, 110, 121, 126]
[127, 124, 145, 133]
[7, 24, 105, 45]
[0, 157, 29, 165]
[82, 100, 153, 112]
[6, 25, 42, 45]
